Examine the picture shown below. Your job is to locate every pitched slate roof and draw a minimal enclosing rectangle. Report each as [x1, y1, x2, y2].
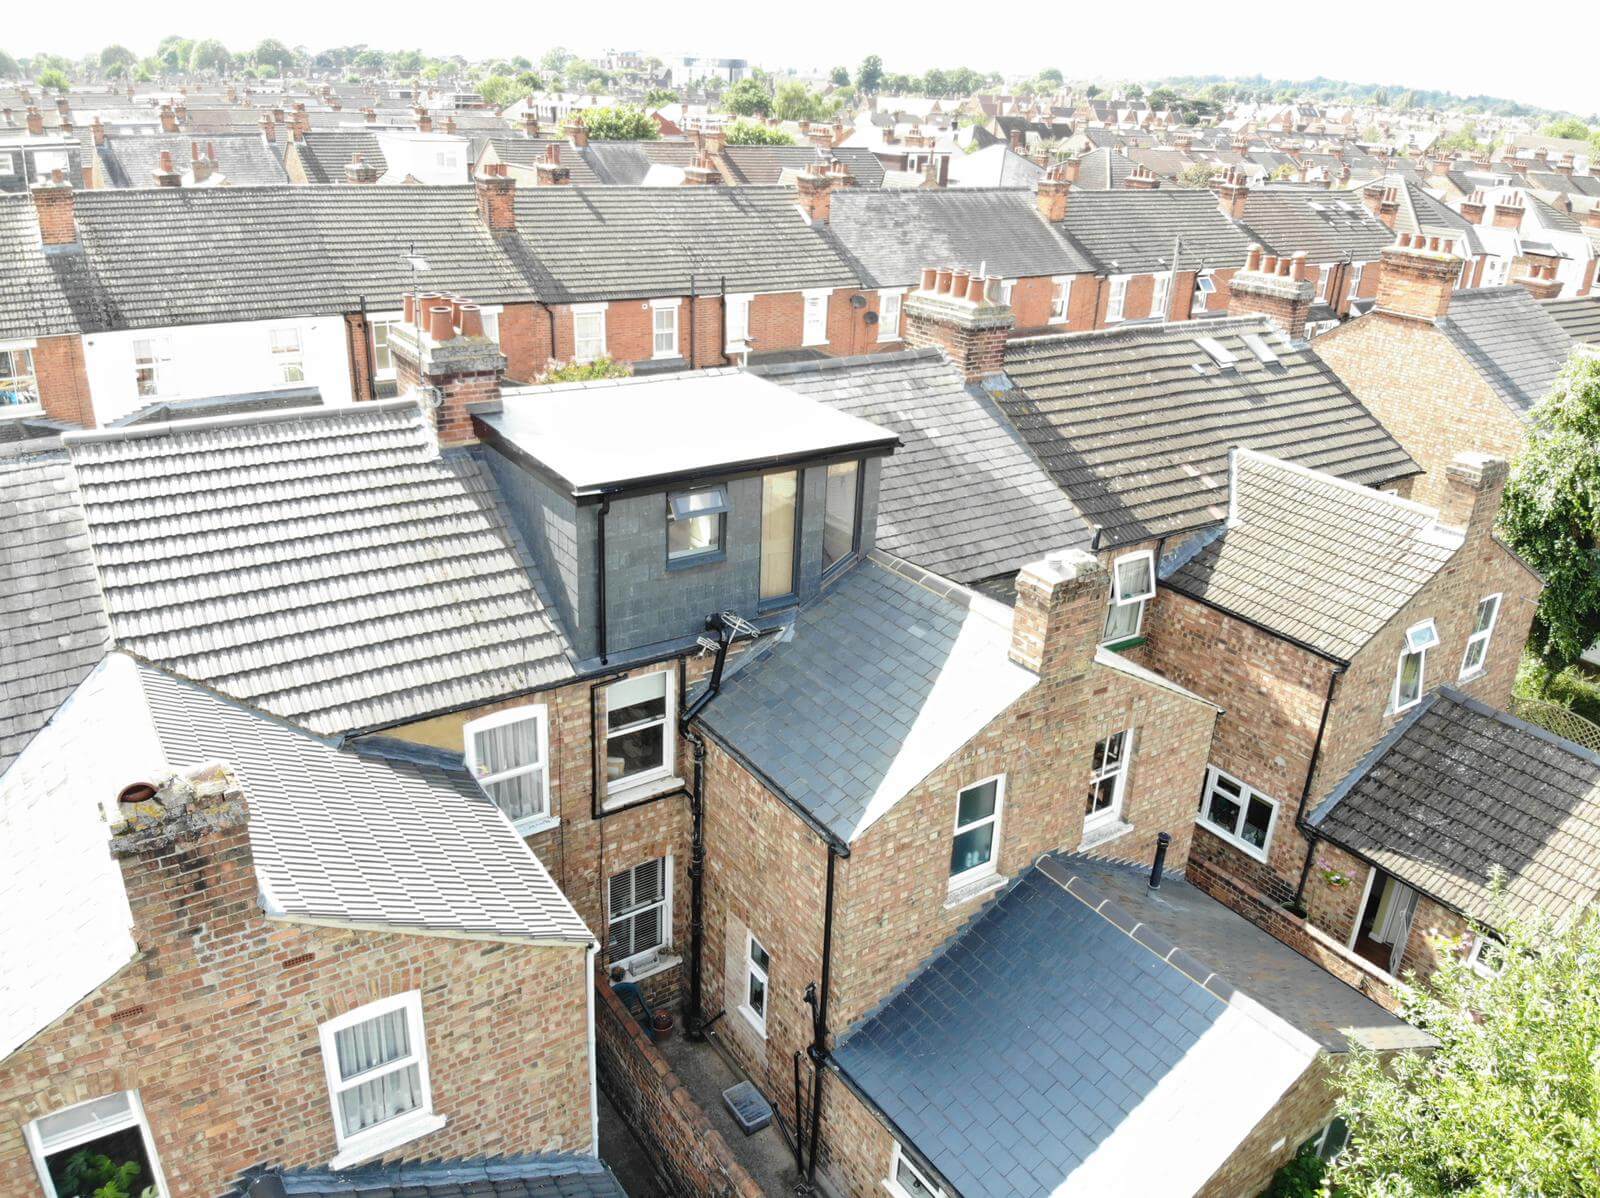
[0, 454, 112, 770]
[290, 130, 386, 183]
[698, 554, 1037, 844]
[715, 144, 885, 188]
[96, 133, 289, 187]
[1071, 146, 1138, 190]
[0, 193, 85, 340]
[996, 316, 1418, 546]
[1393, 178, 1483, 256]
[1239, 190, 1395, 262]
[826, 187, 1094, 290]
[63, 400, 574, 736]
[1165, 451, 1459, 661]
[1057, 188, 1255, 273]
[579, 139, 698, 185]
[756, 349, 1090, 582]
[269, 1154, 626, 1197]
[1311, 688, 1600, 929]
[481, 136, 603, 185]
[832, 854, 1422, 1198]
[1544, 294, 1600, 344]
[1437, 286, 1573, 417]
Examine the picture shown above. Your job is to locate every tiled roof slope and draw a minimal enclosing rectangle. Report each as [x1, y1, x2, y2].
[1311, 688, 1600, 928]
[63, 400, 574, 735]
[0, 454, 112, 769]
[580, 139, 698, 185]
[1166, 451, 1458, 661]
[0, 194, 85, 340]
[482, 136, 603, 185]
[1072, 146, 1137, 190]
[699, 554, 1036, 844]
[273, 1154, 626, 1197]
[97, 133, 289, 187]
[1437, 287, 1574, 416]
[827, 188, 1094, 289]
[291, 130, 387, 183]
[1545, 294, 1600, 344]
[1239, 191, 1395, 261]
[1057, 189, 1255, 272]
[996, 317, 1418, 546]
[757, 350, 1090, 582]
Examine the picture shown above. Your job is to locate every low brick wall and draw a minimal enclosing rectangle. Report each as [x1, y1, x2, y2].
[1186, 856, 1403, 1014]
[593, 982, 764, 1198]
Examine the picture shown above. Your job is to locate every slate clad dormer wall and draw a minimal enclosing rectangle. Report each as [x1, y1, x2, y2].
[482, 449, 594, 652]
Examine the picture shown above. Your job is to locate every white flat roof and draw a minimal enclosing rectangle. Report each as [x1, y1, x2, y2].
[487, 370, 897, 495]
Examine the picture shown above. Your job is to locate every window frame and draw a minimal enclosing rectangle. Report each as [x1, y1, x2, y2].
[877, 289, 904, 341]
[1196, 764, 1279, 863]
[317, 990, 442, 1169]
[1458, 593, 1502, 680]
[802, 288, 831, 346]
[1467, 930, 1504, 978]
[1049, 275, 1072, 324]
[604, 670, 677, 800]
[607, 855, 673, 975]
[725, 292, 754, 350]
[25, 1091, 171, 1198]
[821, 458, 864, 577]
[1195, 270, 1217, 310]
[462, 704, 553, 835]
[886, 1141, 946, 1198]
[133, 336, 173, 398]
[1151, 272, 1172, 321]
[740, 932, 771, 1037]
[1392, 618, 1439, 713]
[759, 469, 801, 605]
[0, 340, 40, 412]
[572, 303, 608, 364]
[270, 324, 306, 383]
[1106, 275, 1129, 323]
[370, 318, 398, 381]
[948, 774, 1005, 890]
[665, 485, 729, 566]
[1084, 728, 1134, 831]
[1101, 549, 1155, 647]
[650, 298, 681, 360]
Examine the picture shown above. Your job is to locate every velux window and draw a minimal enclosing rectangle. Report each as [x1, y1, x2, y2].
[667, 486, 728, 564]
[742, 933, 771, 1036]
[26, 1092, 168, 1198]
[949, 776, 1004, 888]
[318, 992, 440, 1167]
[1102, 550, 1154, 645]
[608, 857, 670, 972]
[463, 705, 550, 833]
[1459, 594, 1501, 679]
[1393, 619, 1439, 712]
[1198, 766, 1278, 860]
[270, 326, 305, 382]
[1085, 730, 1132, 829]
[605, 671, 674, 795]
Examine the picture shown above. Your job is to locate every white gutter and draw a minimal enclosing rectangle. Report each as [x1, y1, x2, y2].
[585, 940, 600, 1156]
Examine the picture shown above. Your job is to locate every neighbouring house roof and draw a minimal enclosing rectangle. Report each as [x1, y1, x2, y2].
[1238, 191, 1395, 262]
[1311, 688, 1600, 930]
[1437, 286, 1573, 417]
[481, 136, 603, 185]
[578, 139, 698, 185]
[1545, 294, 1600, 344]
[0, 454, 112, 770]
[0, 194, 84, 341]
[1393, 177, 1484, 256]
[1071, 146, 1138, 190]
[290, 130, 387, 182]
[1165, 450, 1460, 662]
[96, 133, 290, 188]
[62, 399, 574, 736]
[756, 349, 1091, 583]
[106, 386, 324, 427]
[995, 316, 1418, 547]
[944, 144, 1045, 189]
[698, 553, 1037, 844]
[264, 1154, 627, 1197]
[831, 854, 1427, 1198]
[1056, 188, 1256, 273]
[826, 187, 1095, 290]
[714, 144, 885, 188]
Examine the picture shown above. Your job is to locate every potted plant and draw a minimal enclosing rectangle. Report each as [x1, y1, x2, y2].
[651, 1009, 675, 1040]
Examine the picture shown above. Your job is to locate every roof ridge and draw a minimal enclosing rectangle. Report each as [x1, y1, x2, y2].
[61, 398, 424, 445]
[1231, 446, 1439, 524]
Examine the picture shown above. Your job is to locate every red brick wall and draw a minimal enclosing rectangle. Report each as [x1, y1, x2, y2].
[344, 313, 374, 401]
[498, 301, 551, 381]
[1195, 1055, 1337, 1198]
[34, 333, 96, 427]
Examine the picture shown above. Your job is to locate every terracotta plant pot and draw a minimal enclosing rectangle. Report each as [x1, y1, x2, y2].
[651, 1010, 675, 1040]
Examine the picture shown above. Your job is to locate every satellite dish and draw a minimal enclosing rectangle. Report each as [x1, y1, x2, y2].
[864, 311, 879, 325]
[849, 294, 869, 309]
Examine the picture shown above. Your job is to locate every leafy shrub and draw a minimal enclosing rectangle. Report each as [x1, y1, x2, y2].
[537, 356, 631, 384]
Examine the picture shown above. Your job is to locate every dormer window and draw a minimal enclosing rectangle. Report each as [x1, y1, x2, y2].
[666, 486, 728, 565]
[1195, 271, 1217, 310]
[1102, 550, 1155, 646]
[1392, 619, 1439, 712]
[822, 460, 861, 575]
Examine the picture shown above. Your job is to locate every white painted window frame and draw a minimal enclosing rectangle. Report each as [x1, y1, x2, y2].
[1194, 270, 1217, 310]
[370, 317, 398, 380]
[25, 1091, 172, 1198]
[1106, 275, 1130, 323]
[463, 704, 553, 835]
[604, 670, 677, 800]
[877, 289, 904, 341]
[1084, 728, 1134, 831]
[607, 855, 673, 974]
[0, 338, 41, 414]
[133, 336, 173, 398]
[1392, 618, 1439, 713]
[802, 288, 831, 346]
[1151, 272, 1172, 321]
[725, 292, 754, 351]
[886, 1141, 946, 1198]
[572, 303, 608, 364]
[948, 774, 1006, 890]
[650, 298, 682, 359]
[270, 324, 306, 383]
[317, 990, 444, 1170]
[1101, 549, 1155, 646]
[1467, 931, 1504, 978]
[997, 278, 1017, 307]
[740, 931, 771, 1037]
[1459, 593, 1502, 680]
[1196, 764, 1279, 863]
[1049, 276, 1072, 324]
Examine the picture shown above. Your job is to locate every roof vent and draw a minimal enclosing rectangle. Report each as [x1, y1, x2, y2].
[1194, 337, 1237, 371]
[1241, 333, 1279, 366]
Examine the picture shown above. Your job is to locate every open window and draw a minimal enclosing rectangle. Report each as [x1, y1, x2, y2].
[886, 1142, 945, 1198]
[1392, 619, 1439, 713]
[0, 343, 40, 409]
[26, 1092, 168, 1198]
[1459, 594, 1501, 680]
[1350, 869, 1419, 976]
[1102, 550, 1155, 646]
[318, 991, 443, 1168]
[666, 485, 728, 565]
[463, 705, 551, 834]
[605, 671, 675, 798]
[822, 460, 862, 575]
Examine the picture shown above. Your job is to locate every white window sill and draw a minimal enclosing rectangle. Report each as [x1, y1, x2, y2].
[328, 1111, 447, 1170]
[1078, 818, 1134, 853]
[603, 774, 686, 812]
[1458, 669, 1487, 684]
[651, 350, 681, 361]
[737, 1005, 767, 1039]
[512, 814, 561, 838]
[944, 872, 1005, 910]
[1194, 817, 1271, 863]
[0, 404, 44, 420]
[620, 952, 682, 982]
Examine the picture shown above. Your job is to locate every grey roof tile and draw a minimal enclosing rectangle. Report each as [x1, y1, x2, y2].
[1437, 286, 1574, 417]
[1238, 190, 1395, 261]
[1057, 188, 1255, 273]
[272, 1154, 626, 1197]
[97, 133, 290, 188]
[1544, 294, 1600, 345]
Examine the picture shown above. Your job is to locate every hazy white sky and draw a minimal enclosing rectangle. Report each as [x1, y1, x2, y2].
[11, 0, 1599, 115]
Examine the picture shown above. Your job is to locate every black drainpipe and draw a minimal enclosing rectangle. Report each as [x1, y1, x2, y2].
[1147, 831, 1171, 890]
[803, 842, 840, 1184]
[595, 499, 610, 665]
[1292, 667, 1345, 908]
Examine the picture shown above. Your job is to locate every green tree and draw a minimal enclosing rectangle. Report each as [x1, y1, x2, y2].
[37, 67, 69, 91]
[1037, 67, 1063, 88]
[540, 46, 574, 74]
[1085, 84, 1101, 98]
[723, 118, 795, 145]
[479, 75, 535, 108]
[643, 87, 678, 109]
[855, 54, 883, 94]
[390, 49, 425, 76]
[538, 355, 630, 383]
[1329, 902, 1600, 1195]
[1500, 350, 1600, 675]
[188, 39, 231, 75]
[773, 80, 831, 122]
[1147, 86, 1178, 109]
[1176, 163, 1221, 188]
[579, 105, 658, 140]
[253, 38, 293, 75]
[722, 76, 771, 117]
[1542, 117, 1591, 140]
[99, 45, 135, 73]
[830, 65, 851, 87]
[1124, 83, 1144, 100]
[353, 48, 385, 74]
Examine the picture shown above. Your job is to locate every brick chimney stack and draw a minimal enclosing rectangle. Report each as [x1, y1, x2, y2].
[535, 143, 571, 186]
[683, 151, 721, 186]
[1511, 262, 1563, 300]
[1491, 193, 1525, 229]
[152, 150, 181, 188]
[795, 159, 855, 223]
[565, 115, 588, 148]
[1374, 233, 1460, 322]
[31, 169, 76, 245]
[1435, 452, 1509, 542]
[1009, 549, 1108, 682]
[1458, 189, 1486, 225]
[344, 152, 378, 184]
[391, 293, 506, 445]
[1009, 127, 1024, 153]
[919, 153, 949, 189]
[476, 163, 516, 231]
[415, 107, 433, 133]
[159, 103, 178, 134]
[1362, 183, 1401, 229]
[1226, 245, 1315, 341]
[189, 141, 215, 185]
[522, 111, 540, 138]
[902, 265, 1015, 381]
[259, 113, 276, 143]
[1211, 164, 1250, 220]
[25, 106, 43, 136]
[1036, 162, 1071, 222]
[1123, 163, 1160, 190]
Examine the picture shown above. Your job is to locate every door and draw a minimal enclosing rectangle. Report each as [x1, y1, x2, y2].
[1351, 869, 1418, 976]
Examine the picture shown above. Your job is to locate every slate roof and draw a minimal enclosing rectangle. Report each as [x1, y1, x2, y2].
[0, 455, 112, 770]
[96, 133, 289, 187]
[756, 349, 1090, 583]
[1165, 451, 1459, 662]
[63, 400, 574, 736]
[1057, 188, 1255, 273]
[481, 136, 603, 185]
[944, 145, 1044, 189]
[268, 1154, 626, 1197]
[290, 130, 387, 183]
[580, 139, 697, 185]
[1393, 178, 1483, 256]
[1437, 286, 1573, 417]
[716, 144, 884, 188]
[1545, 294, 1600, 344]
[826, 188, 1094, 290]
[698, 554, 1037, 844]
[1311, 688, 1600, 929]
[996, 316, 1418, 546]
[1071, 146, 1137, 190]
[832, 854, 1423, 1198]
[1239, 191, 1395, 262]
[0, 193, 85, 340]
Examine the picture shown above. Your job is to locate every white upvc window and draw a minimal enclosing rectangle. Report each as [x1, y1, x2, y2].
[997, 278, 1016, 306]
[741, 932, 771, 1037]
[886, 1141, 945, 1198]
[270, 325, 305, 383]
[1106, 275, 1129, 323]
[1467, 931, 1505, 978]
[1350, 262, 1366, 296]
[1102, 549, 1155, 645]
[1195, 271, 1217, 310]
[666, 485, 729, 563]
[572, 304, 607, 363]
[1084, 729, 1133, 829]
[0, 342, 40, 410]
[1197, 765, 1279, 861]
[605, 670, 675, 798]
[878, 289, 903, 340]
[480, 309, 501, 345]
[463, 705, 552, 834]
[370, 318, 397, 380]
[725, 292, 753, 350]
[318, 992, 443, 1169]
[133, 337, 172, 398]
[802, 289, 830, 346]
[25, 1091, 170, 1198]
[1049, 276, 1072, 323]
[1459, 593, 1502, 680]
[1392, 618, 1440, 713]
[1315, 265, 1332, 301]
[608, 856, 671, 973]
[1151, 272, 1172, 320]
[948, 775, 1005, 889]
[651, 299, 681, 359]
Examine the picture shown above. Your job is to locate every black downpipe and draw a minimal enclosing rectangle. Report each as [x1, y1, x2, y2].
[1148, 831, 1172, 890]
[805, 844, 840, 1183]
[595, 499, 610, 665]
[1292, 668, 1345, 907]
[791, 1051, 807, 1174]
